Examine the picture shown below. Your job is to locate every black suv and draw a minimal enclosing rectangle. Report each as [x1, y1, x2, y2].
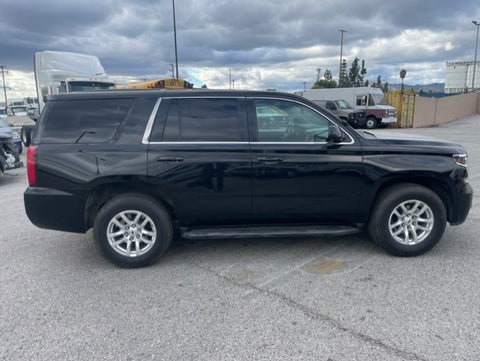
[24, 90, 473, 267]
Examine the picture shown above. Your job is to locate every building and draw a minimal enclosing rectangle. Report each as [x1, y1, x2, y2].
[444, 61, 480, 94]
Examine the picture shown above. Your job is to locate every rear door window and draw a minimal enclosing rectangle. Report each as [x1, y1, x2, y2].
[40, 98, 133, 143]
[152, 98, 244, 142]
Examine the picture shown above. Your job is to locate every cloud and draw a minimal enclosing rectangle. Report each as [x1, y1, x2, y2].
[0, 0, 479, 94]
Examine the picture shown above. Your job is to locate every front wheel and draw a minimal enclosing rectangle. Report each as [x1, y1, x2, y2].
[368, 184, 446, 257]
[93, 194, 173, 267]
[365, 117, 377, 129]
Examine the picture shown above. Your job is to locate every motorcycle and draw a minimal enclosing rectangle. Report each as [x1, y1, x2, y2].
[0, 133, 23, 176]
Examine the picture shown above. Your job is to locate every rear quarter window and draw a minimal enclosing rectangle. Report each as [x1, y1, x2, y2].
[39, 98, 133, 144]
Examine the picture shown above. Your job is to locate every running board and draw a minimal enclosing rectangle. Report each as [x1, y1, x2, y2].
[181, 225, 362, 240]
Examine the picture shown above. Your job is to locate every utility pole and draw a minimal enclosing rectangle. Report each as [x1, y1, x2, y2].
[472, 20, 479, 90]
[338, 29, 347, 87]
[0, 65, 8, 110]
[172, 0, 179, 78]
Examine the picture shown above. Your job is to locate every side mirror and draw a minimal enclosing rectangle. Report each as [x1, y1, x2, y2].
[327, 125, 344, 143]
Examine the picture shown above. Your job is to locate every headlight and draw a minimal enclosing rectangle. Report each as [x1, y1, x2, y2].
[453, 153, 467, 167]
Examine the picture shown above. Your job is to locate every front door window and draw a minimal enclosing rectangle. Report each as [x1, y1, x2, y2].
[254, 99, 330, 143]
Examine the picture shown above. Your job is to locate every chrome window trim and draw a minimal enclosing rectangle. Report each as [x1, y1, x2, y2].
[162, 95, 246, 99]
[142, 97, 163, 144]
[142, 95, 356, 146]
[148, 141, 250, 145]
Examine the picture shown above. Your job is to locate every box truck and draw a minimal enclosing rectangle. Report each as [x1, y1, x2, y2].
[295, 87, 397, 129]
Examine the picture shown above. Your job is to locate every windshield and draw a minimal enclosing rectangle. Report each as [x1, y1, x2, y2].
[0, 118, 8, 127]
[68, 81, 116, 92]
[370, 93, 389, 105]
[0, 108, 6, 115]
[335, 100, 353, 109]
[11, 106, 28, 114]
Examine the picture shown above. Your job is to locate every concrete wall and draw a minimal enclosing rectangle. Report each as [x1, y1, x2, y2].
[413, 92, 479, 127]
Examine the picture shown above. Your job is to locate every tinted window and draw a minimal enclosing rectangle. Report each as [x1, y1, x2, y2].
[41, 99, 133, 144]
[162, 98, 242, 142]
[254, 99, 330, 142]
[116, 98, 157, 143]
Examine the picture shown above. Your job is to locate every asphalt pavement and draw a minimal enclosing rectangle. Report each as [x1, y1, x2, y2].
[1, 115, 479, 361]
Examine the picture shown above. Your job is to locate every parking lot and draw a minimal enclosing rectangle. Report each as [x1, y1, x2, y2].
[1, 115, 479, 361]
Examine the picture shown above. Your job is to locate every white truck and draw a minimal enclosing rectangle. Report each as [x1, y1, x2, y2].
[295, 87, 397, 129]
[34, 51, 116, 112]
[22, 51, 116, 146]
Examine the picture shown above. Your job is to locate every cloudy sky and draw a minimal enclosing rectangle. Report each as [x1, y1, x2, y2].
[1, 0, 480, 98]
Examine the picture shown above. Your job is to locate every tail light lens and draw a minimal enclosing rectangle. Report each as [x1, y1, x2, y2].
[27, 146, 36, 186]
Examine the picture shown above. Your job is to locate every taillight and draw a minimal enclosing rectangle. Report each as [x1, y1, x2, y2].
[27, 146, 36, 186]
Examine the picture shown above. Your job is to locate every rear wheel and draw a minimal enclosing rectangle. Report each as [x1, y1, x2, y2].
[93, 194, 173, 267]
[368, 184, 446, 256]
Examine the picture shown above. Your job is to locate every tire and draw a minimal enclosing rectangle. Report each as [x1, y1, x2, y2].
[365, 117, 377, 129]
[21, 125, 34, 146]
[93, 193, 173, 268]
[368, 184, 446, 257]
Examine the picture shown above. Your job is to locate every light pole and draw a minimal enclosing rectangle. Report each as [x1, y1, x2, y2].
[472, 20, 480, 90]
[0, 65, 8, 110]
[172, 0, 179, 79]
[338, 29, 347, 86]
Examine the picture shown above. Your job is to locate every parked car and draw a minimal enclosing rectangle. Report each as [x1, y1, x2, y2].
[0, 118, 22, 154]
[0, 106, 7, 119]
[24, 90, 473, 267]
[314, 99, 366, 128]
[7, 106, 28, 117]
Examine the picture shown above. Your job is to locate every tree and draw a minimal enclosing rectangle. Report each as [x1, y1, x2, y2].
[340, 58, 367, 87]
[347, 57, 360, 87]
[312, 69, 337, 88]
[201, 84, 208, 88]
[383, 82, 389, 93]
[360, 59, 367, 86]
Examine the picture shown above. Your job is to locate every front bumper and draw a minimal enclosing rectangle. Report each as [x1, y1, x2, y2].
[380, 116, 397, 124]
[449, 182, 473, 225]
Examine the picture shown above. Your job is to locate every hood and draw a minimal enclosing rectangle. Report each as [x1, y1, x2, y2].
[367, 105, 396, 110]
[0, 131, 13, 141]
[358, 130, 466, 154]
